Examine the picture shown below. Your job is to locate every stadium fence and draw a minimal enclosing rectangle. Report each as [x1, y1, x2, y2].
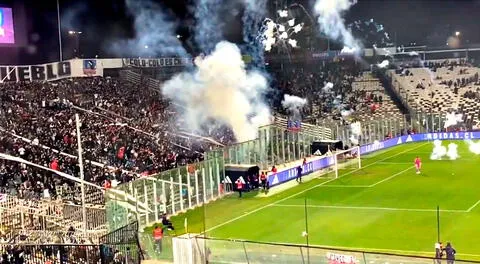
[173, 236, 480, 264]
[105, 154, 226, 231]
[0, 244, 102, 263]
[99, 221, 143, 264]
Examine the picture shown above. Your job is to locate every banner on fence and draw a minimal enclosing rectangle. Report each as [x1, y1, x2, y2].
[0, 61, 71, 82]
[122, 58, 192, 68]
[0, 59, 104, 83]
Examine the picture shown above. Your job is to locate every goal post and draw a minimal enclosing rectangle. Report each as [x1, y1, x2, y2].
[332, 146, 361, 179]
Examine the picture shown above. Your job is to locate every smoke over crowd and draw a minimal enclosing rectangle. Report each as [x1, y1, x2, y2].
[103, 0, 367, 143]
[281, 95, 307, 121]
[162, 42, 271, 142]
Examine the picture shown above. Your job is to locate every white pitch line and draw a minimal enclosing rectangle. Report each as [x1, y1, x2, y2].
[368, 166, 413, 187]
[320, 185, 368, 188]
[205, 143, 429, 233]
[272, 204, 467, 213]
[377, 162, 412, 165]
[467, 199, 480, 212]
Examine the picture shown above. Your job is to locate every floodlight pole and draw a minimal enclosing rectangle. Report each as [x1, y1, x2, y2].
[56, 0, 63, 61]
[75, 114, 87, 235]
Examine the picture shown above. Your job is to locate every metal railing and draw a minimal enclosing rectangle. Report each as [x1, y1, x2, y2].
[100, 221, 143, 264]
[174, 236, 478, 264]
[0, 244, 102, 264]
[105, 155, 226, 231]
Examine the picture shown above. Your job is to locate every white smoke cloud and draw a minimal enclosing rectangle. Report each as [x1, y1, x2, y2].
[314, 0, 361, 52]
[430, 140, 459, 160]
[430, 140, 447, 160]
[340, 46, 357, 54]
[322, 82, 334, 92]
[466, 140, 480, 155]
[446, 143, 459, 160]
[444, 112, 463, 129]
[282, 95, 307, 121]
[377, 60, 390, 68]
[162, 41, 271, 142]
[349, 122, 361, 145]
[110, 0, 187, 57]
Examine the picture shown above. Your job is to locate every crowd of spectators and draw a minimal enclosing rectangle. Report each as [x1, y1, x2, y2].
[0, 77, 232, 200]
[270, 60, 384, 124]
[0, 60, 392, 201]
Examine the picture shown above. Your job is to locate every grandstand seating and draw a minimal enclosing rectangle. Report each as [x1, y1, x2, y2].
[351, 72, 405, 122]
[391, 63, 480, 128]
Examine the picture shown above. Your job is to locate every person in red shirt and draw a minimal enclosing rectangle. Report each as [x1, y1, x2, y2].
[260, 172, 268, 192]
[236, 179, 243, 198]
[414, 156, 422, 174]
[117, 146, 125, 160]
[271, 166, 277, 173]
[49, 159, 59, 171]
[153, 225, 163, 253]
[103, 180, 112, 189]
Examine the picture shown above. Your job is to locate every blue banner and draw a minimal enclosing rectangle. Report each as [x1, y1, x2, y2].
[360, 131, 480, 155]
[269, 131, 480, 188]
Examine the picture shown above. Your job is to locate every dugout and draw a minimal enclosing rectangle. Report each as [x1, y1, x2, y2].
[311, 140, 343, 155]
[224, 165, 260, 191]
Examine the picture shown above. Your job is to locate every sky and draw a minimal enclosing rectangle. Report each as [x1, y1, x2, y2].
[2, 0, 480, 63]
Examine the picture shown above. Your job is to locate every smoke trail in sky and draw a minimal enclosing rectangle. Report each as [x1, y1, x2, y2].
[61, 3, 87, 31]
[313, 0, 361, 51]
[243, 0, 268, 67]
[194, 0, 225, 53]
[282, 94, 307, 121]
[110, 0, 187, 57]
[162, 41, 271, 142]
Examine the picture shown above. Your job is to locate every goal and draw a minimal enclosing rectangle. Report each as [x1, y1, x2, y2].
[329, 146, 361, 179]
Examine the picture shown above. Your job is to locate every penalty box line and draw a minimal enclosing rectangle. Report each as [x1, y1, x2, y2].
[323, 162, 414, 188]
[204, 143, 429, 233]
[271, 204, 467, 213]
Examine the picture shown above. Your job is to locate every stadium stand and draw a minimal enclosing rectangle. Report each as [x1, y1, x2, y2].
[390, 59, 480, 128]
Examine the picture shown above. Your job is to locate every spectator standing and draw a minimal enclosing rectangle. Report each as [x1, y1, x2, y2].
[260, 172, 267, 192]
[153, 225, 163, 253]
[435, 242, 443, 264]
[444, 242, 456, 264]
[296, 165, 303, 183]
[271, 166, 277, 174]
[235, 179, 243, 198]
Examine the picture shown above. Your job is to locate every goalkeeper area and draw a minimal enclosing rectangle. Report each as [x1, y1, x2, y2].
[160, 141, 480, 260]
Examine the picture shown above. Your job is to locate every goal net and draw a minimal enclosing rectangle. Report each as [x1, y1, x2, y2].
[324, 146, 361, 179]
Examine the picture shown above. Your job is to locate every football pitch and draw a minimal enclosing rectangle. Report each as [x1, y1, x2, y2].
[164, 141, 480, 260]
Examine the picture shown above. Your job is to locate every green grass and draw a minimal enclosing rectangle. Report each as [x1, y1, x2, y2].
[152, 141, 480, 261]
